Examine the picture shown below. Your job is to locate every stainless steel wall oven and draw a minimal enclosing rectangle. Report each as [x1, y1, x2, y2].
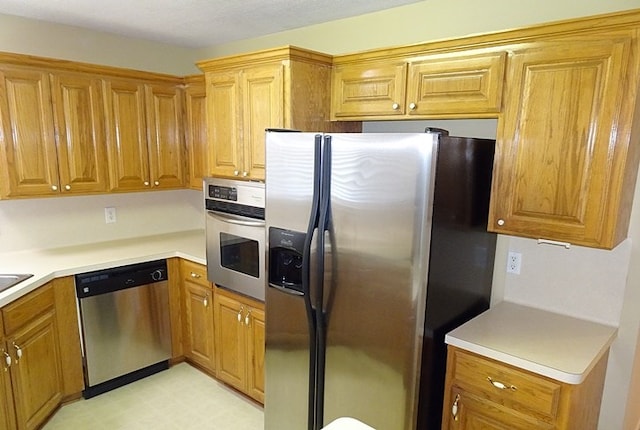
[204, 178, 265, 301]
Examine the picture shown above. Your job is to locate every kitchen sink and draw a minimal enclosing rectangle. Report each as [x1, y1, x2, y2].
[0, 274, 33, 293]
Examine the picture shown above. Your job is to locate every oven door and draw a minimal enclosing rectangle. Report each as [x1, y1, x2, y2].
[206, 210, 266, 301]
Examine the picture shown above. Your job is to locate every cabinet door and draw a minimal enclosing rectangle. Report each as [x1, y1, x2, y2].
[184, 77, 207, 190]
[206, 71, 242, 178]
[0, 344, 16, 430]
[241, 64, 284, 181]
[145, 82, 186, 189]
[0, 66, 59, 198]
[50, 73, 108, 194]
[406, 51, 505, 117]
[489, 33, 636, 248]
[246, 305, 265, 404]
[183, 281, 215, 372]
[8, 312, 63, 430]
[103, 78, 150, 191]
[331, 62, 407, 119]
[214, 292, 246, 392]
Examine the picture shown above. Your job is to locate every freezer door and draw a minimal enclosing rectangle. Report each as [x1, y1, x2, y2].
[322, 133, 438, 430]
[265, 132, 318, 430]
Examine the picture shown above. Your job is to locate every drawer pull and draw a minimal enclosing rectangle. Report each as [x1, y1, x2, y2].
[203, 293, 209, 308]
[190, 272, 202, 279]
[487, 376, 517, 391]
[3, 350, 11, 371]
[451, 394, 460, 421]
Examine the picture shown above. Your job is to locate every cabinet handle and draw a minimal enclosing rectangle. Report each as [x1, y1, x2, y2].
[391, 103, 400, 110]
[233, 170, 240, 176]
[452, 393, 460, 421]
[245, 309, 252, 326]
[51, 185, 58, 191]
[242, 171, 248, 177]
[154, 180, 160, 186]
[203, 293, 209, 308]
[13, 343, 22, 363]
[237, 306, 244, 322]
[2, 350, 10, 371]
[487, 376, 517, 391]
[497, 219, 505, 226]
[64, 184, 71, 191]
[144, 181, 150, 186]
[190, 272, 201, 279]
[409, 102, 417, 110]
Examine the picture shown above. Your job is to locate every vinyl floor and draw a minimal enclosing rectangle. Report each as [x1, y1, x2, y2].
[42, 363, 264, 430]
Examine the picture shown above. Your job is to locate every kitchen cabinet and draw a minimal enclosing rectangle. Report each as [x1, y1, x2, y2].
[198, 46, 360, 182]
[0, 65, 108, 198]
[331, 50, 506, 120]
[214, 287, 265, 403]
[184, 75, 207, 190]
[441, 347, 608, 429]
[104, 77, 186, 192]
[1, 283, 63, 430]
[488, 29, 640, 249]
[181, 259, 216, 373]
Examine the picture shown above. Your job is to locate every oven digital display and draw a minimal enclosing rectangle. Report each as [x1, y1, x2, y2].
[219, 232, 259, 278]
[209, 185, 237, 201]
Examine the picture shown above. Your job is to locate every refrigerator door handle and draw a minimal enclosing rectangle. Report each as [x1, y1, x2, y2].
[302, 134, 323, 430]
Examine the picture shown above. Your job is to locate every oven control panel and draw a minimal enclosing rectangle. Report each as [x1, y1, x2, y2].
[209, 185, 238, 201]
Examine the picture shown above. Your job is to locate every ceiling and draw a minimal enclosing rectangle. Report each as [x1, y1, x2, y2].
[0, 0, 424, 48]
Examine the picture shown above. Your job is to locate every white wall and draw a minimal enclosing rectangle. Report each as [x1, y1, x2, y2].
[0, 190, 204, 253]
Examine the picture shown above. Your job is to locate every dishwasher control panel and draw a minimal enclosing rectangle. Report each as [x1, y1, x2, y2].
[75, 259, 168, 298]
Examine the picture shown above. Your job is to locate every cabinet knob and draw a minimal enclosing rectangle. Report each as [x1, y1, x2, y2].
[203, 293, 209, 308]
[2, 350, 10, 371]
[154, 180, 160, 186]
[497, 219, 505, 226]
[409, 102, 417, 111]
[452, 394, 460, 421]
[242, 171, 248, 177]
[245, 309, 252, 326]
[233, 170, 240, 176]
[392, 103, 400, 110]
[237, 306, 245, 322]
[51, 185, 58, 191]
[13, 343, 22, 363]
[144, 181, 150, 186]
[64, 184, 71, 191]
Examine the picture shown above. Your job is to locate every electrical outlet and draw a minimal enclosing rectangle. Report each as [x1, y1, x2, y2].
[104, 207, 117, 224]
[507, 251, 522, 274]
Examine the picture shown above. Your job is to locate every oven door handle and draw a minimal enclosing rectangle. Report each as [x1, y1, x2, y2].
[206, 211, 265, 227]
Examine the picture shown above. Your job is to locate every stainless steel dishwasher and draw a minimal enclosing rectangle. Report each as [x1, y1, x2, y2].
[75, 259, 171, 398]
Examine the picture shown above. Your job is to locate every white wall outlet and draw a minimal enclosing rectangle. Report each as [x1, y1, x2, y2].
[104, 207, 117, 224]
[507, 251, 522, 274]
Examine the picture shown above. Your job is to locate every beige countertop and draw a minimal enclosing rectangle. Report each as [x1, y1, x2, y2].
[445, 301, 617, 384]
[0, 229, 206, 308]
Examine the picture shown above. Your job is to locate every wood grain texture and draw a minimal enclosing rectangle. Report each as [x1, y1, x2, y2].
[183, 76, 207, 190]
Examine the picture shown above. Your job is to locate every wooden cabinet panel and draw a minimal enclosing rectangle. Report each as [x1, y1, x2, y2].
[0, 66, 58, 197]
[214, 288, 265, 403]
[184, 76, 207, 190]
[183, 281, 215, 372]
[0, 313, 16, 430]
[442, 346, 609, 430]
[242, 64, 283, 181]
[489, 31, 639, 248]
[8, 312, 62, 430]
[145, 82, 186, 189]
[103, 78, 149, 191]
[331, 62, 407, 118]
[206, 71, 242, 178]
[50, 72, 108, 194]
[406, 52, 505, 116]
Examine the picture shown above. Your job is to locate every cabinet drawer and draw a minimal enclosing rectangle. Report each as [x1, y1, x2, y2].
[2, 284, 55, 335]
[452, 349, 562, 420]
[181, 260, 209, 288]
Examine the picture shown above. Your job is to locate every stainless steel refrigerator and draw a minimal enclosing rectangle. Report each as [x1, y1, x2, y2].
[264, 130, 496, 430]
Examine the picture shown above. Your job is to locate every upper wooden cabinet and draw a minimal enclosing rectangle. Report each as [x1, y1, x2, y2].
[331, 50, 506, 120]
[489, 29, 640, 249]
[198, 46, 359, 182]
[184, 75, 207, 190]
[104, 78, 186, 192]
[0, 65, 108, 198]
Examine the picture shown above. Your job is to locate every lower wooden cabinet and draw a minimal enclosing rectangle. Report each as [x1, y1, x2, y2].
[214, 287, 265, 404]
[181, 260, 215, 372]
[442, 346, 608, 430]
